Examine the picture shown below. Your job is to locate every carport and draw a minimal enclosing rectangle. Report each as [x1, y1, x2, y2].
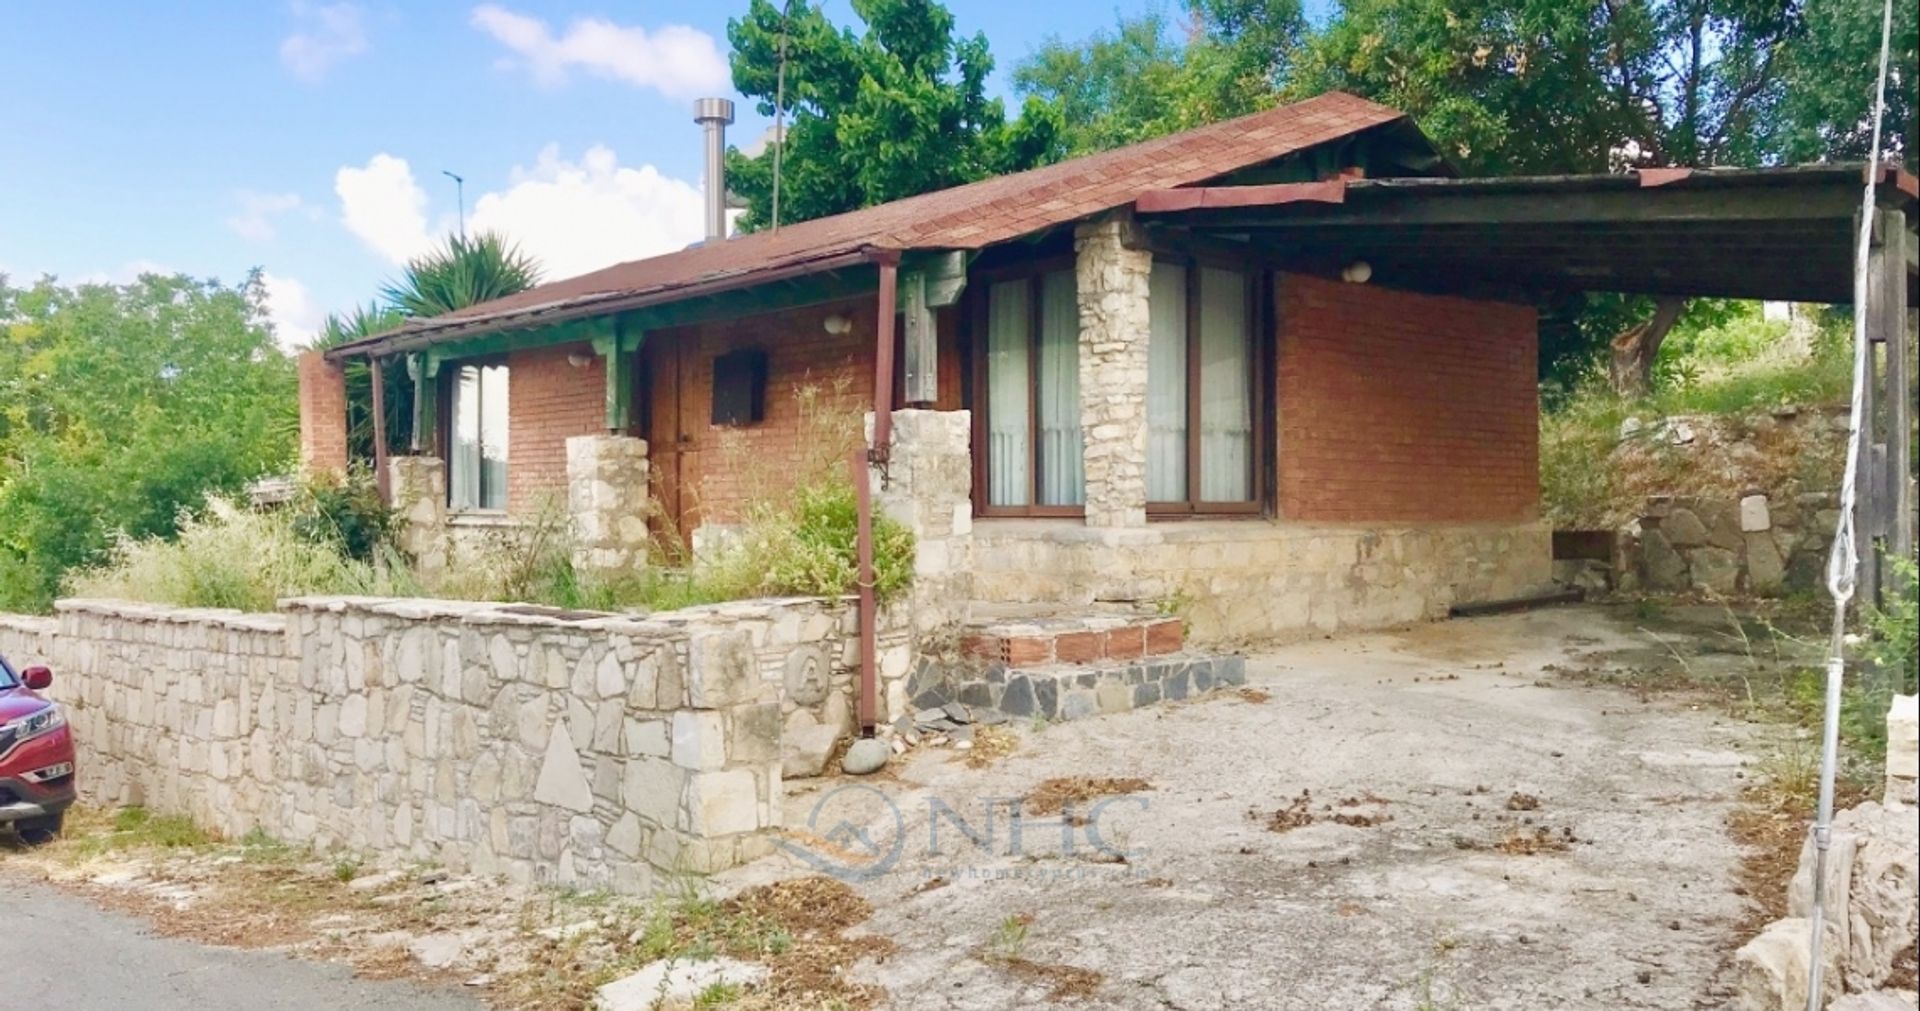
[1136, 163, 1920, 602]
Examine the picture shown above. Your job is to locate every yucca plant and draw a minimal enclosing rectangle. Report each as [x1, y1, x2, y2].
[312, 301, 411, 461]
[381, 231, 542, 318]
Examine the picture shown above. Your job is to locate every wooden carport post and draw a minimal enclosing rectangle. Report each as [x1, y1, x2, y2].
[1869, 207, 1914, 596]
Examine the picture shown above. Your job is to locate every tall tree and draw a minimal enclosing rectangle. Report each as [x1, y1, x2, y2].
[0, 271, 296, 610]
[724, 0, 1063, 231]
[1757, 0, 1917, 167]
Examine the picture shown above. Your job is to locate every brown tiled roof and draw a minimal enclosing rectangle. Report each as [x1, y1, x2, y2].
[332, 91, 1411, 356]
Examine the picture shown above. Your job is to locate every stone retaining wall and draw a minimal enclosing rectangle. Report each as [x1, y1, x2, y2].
[971, 519, 1552, 642]
[0, 594, 909, 894]
[1615, 491, 1838, 597]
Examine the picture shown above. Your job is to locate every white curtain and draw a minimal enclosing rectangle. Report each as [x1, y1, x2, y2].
[449, 364, 509, 510]
[986, 280, 1031, 507]
[1036, 270, 1083, 506]
[1147, 262, 1188, 502]
[1198, 266, 1252, 502]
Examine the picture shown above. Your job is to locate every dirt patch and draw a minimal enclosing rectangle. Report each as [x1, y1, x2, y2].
[1023, 777, 1152, 817]
[1506, 792, 1542, 812]
[964, 724, 1020, 768]
[1252, 790, 1316, 833]
[996, 956, 1104, 1001]
[1236, 687, 1271, 704]
[1494, 826, 1576, 855]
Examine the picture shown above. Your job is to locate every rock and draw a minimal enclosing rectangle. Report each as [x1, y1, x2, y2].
[1664, 508, 1710, 548]
[536, 920, 599, 942]
[594, 957, 769, 1011]
[533, 721, 595, 813]
[1618, 416, 1646, 440]
[913, 708, 947, 726]
[1729, 917, 1843, 1011]
[783, 705, 851, 780]
[949, 724, 975, 744]
[942, 702, 972, 724]
[1740, 494, 1772, 532]
[1746, 533, 1786, 595]
[1787, 801, 1920, 992]
[1642, 529, 1689, 591]
[974, 709, 1009, 726]
[841, 737, 890, 775]
[1690, 547, 1740, 595]
[346, 870, 404, 892]
[1889, 695, 1918, 809]
[1665, 419, 1697, 445]
[1830, 991, 1920, 1011]
[408, 932, 473, 970]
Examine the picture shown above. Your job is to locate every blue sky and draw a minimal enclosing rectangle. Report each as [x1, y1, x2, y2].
[0, 1, 1199, 347]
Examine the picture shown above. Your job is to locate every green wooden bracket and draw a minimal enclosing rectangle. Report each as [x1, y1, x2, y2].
[592, 323, 645, 432]
[407, 353, 440, 453]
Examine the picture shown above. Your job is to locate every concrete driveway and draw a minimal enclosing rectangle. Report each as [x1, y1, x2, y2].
[749, 606, 1765, 1010]
[15, 876, 484, 1011]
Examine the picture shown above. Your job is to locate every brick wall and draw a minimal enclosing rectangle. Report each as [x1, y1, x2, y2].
[1276, 274, 1538, 523]
[297, 350, 348, 476]
[653, 299, 877, 528]
[507, 344, 605, 512]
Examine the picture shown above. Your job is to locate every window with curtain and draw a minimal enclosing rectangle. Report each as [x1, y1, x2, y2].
[980, 267, 1083, 513]
[449, 363, 509, 511]
[1146, 260, 1257, 511]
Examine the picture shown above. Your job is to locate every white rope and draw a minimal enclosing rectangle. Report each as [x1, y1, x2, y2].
[1805, 0, 1896, 1000]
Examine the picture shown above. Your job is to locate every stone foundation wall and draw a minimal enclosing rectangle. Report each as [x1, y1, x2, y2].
[1618, 491, 1837, 597]
[971, 519, 1552, 643]
[0, 593, 908, 894]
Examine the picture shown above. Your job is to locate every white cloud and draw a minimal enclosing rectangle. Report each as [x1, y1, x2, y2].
[335, 153, 433, 265]
[467, 145, 705, 278]
[470, 4, 729, 99]
[333, 146, 707, 278]
[260, 272, 327, 350]
[280, 1, 368, 82]
[227, 190, 314, 242]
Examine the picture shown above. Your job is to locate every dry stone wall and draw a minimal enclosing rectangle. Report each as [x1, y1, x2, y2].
[0, 594, 905, 894]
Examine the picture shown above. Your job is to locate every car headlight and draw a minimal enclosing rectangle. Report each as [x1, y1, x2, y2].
[6, 704, 65, 742]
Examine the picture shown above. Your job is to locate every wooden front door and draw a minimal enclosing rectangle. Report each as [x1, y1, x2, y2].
[642, 335, 699, 550]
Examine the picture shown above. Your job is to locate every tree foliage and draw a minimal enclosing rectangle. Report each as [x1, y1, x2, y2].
[0, 271, 296, 611]
[724, 0, 1064, 230]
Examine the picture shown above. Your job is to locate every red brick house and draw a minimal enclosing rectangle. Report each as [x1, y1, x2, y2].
[308, 90, 1917, 645]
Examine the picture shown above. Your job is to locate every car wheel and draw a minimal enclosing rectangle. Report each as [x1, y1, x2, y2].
[15, 812, 64, 845]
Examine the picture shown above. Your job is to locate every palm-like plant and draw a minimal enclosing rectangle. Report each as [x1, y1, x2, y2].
[313, 302, 412, 460]
[381, 231, 542, 319]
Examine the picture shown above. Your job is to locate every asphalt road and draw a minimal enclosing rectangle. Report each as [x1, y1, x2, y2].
[16, 878, 486, 1011]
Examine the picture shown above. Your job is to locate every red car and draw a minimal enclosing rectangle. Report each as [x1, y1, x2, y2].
[0, 656, 74, 843]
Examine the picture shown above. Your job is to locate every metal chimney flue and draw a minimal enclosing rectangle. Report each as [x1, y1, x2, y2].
[694, 97, 735, 243]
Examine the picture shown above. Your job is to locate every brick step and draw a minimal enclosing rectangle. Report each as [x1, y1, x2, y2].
[909, 651, 1244, 726]
[961, 612, 1184, 666]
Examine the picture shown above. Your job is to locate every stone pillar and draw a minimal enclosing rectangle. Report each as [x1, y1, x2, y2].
[297, 350, 348, 477]
[869, 409, 974, 637]
[1074, 212, 1152, 528]
[388, 456, 449, 576]
[567, 435, 651, 577]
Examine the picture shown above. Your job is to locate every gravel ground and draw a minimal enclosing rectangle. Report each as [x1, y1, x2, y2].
[732, 605, 1767, 1010]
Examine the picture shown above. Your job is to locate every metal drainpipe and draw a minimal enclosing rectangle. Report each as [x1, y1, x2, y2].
[855, 254, 901, 735]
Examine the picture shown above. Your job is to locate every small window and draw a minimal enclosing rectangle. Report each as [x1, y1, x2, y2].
[449, 363, 509, 510]
[711, 348, 768, 426]
[1147, 260, 1257, 512]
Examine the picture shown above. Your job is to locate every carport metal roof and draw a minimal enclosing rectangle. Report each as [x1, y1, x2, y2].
[1136, 164, 1919, 305]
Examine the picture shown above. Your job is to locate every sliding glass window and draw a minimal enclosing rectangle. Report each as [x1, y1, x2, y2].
[449, 363, 509, 511]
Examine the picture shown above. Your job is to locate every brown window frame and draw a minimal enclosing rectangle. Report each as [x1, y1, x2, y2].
[1144, 252, 1267, 518]
[968, 255, 1085, 519]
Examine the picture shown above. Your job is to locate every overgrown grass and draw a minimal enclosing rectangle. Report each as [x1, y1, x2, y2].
[66, 497, 415, 612]
[67, 382, 913, 615]
[1541, 306, 1854, 528]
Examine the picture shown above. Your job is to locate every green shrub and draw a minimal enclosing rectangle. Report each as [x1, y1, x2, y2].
[289, 466, 396, 562]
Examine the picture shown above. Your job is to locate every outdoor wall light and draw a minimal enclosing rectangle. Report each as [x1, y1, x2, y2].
[1341, 260, 1373, 284]
[567, 351, 594, 368]
[822, 313, 854, 335]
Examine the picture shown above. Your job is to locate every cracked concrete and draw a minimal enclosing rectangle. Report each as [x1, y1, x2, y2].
[727, 605, 1769, 1009]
